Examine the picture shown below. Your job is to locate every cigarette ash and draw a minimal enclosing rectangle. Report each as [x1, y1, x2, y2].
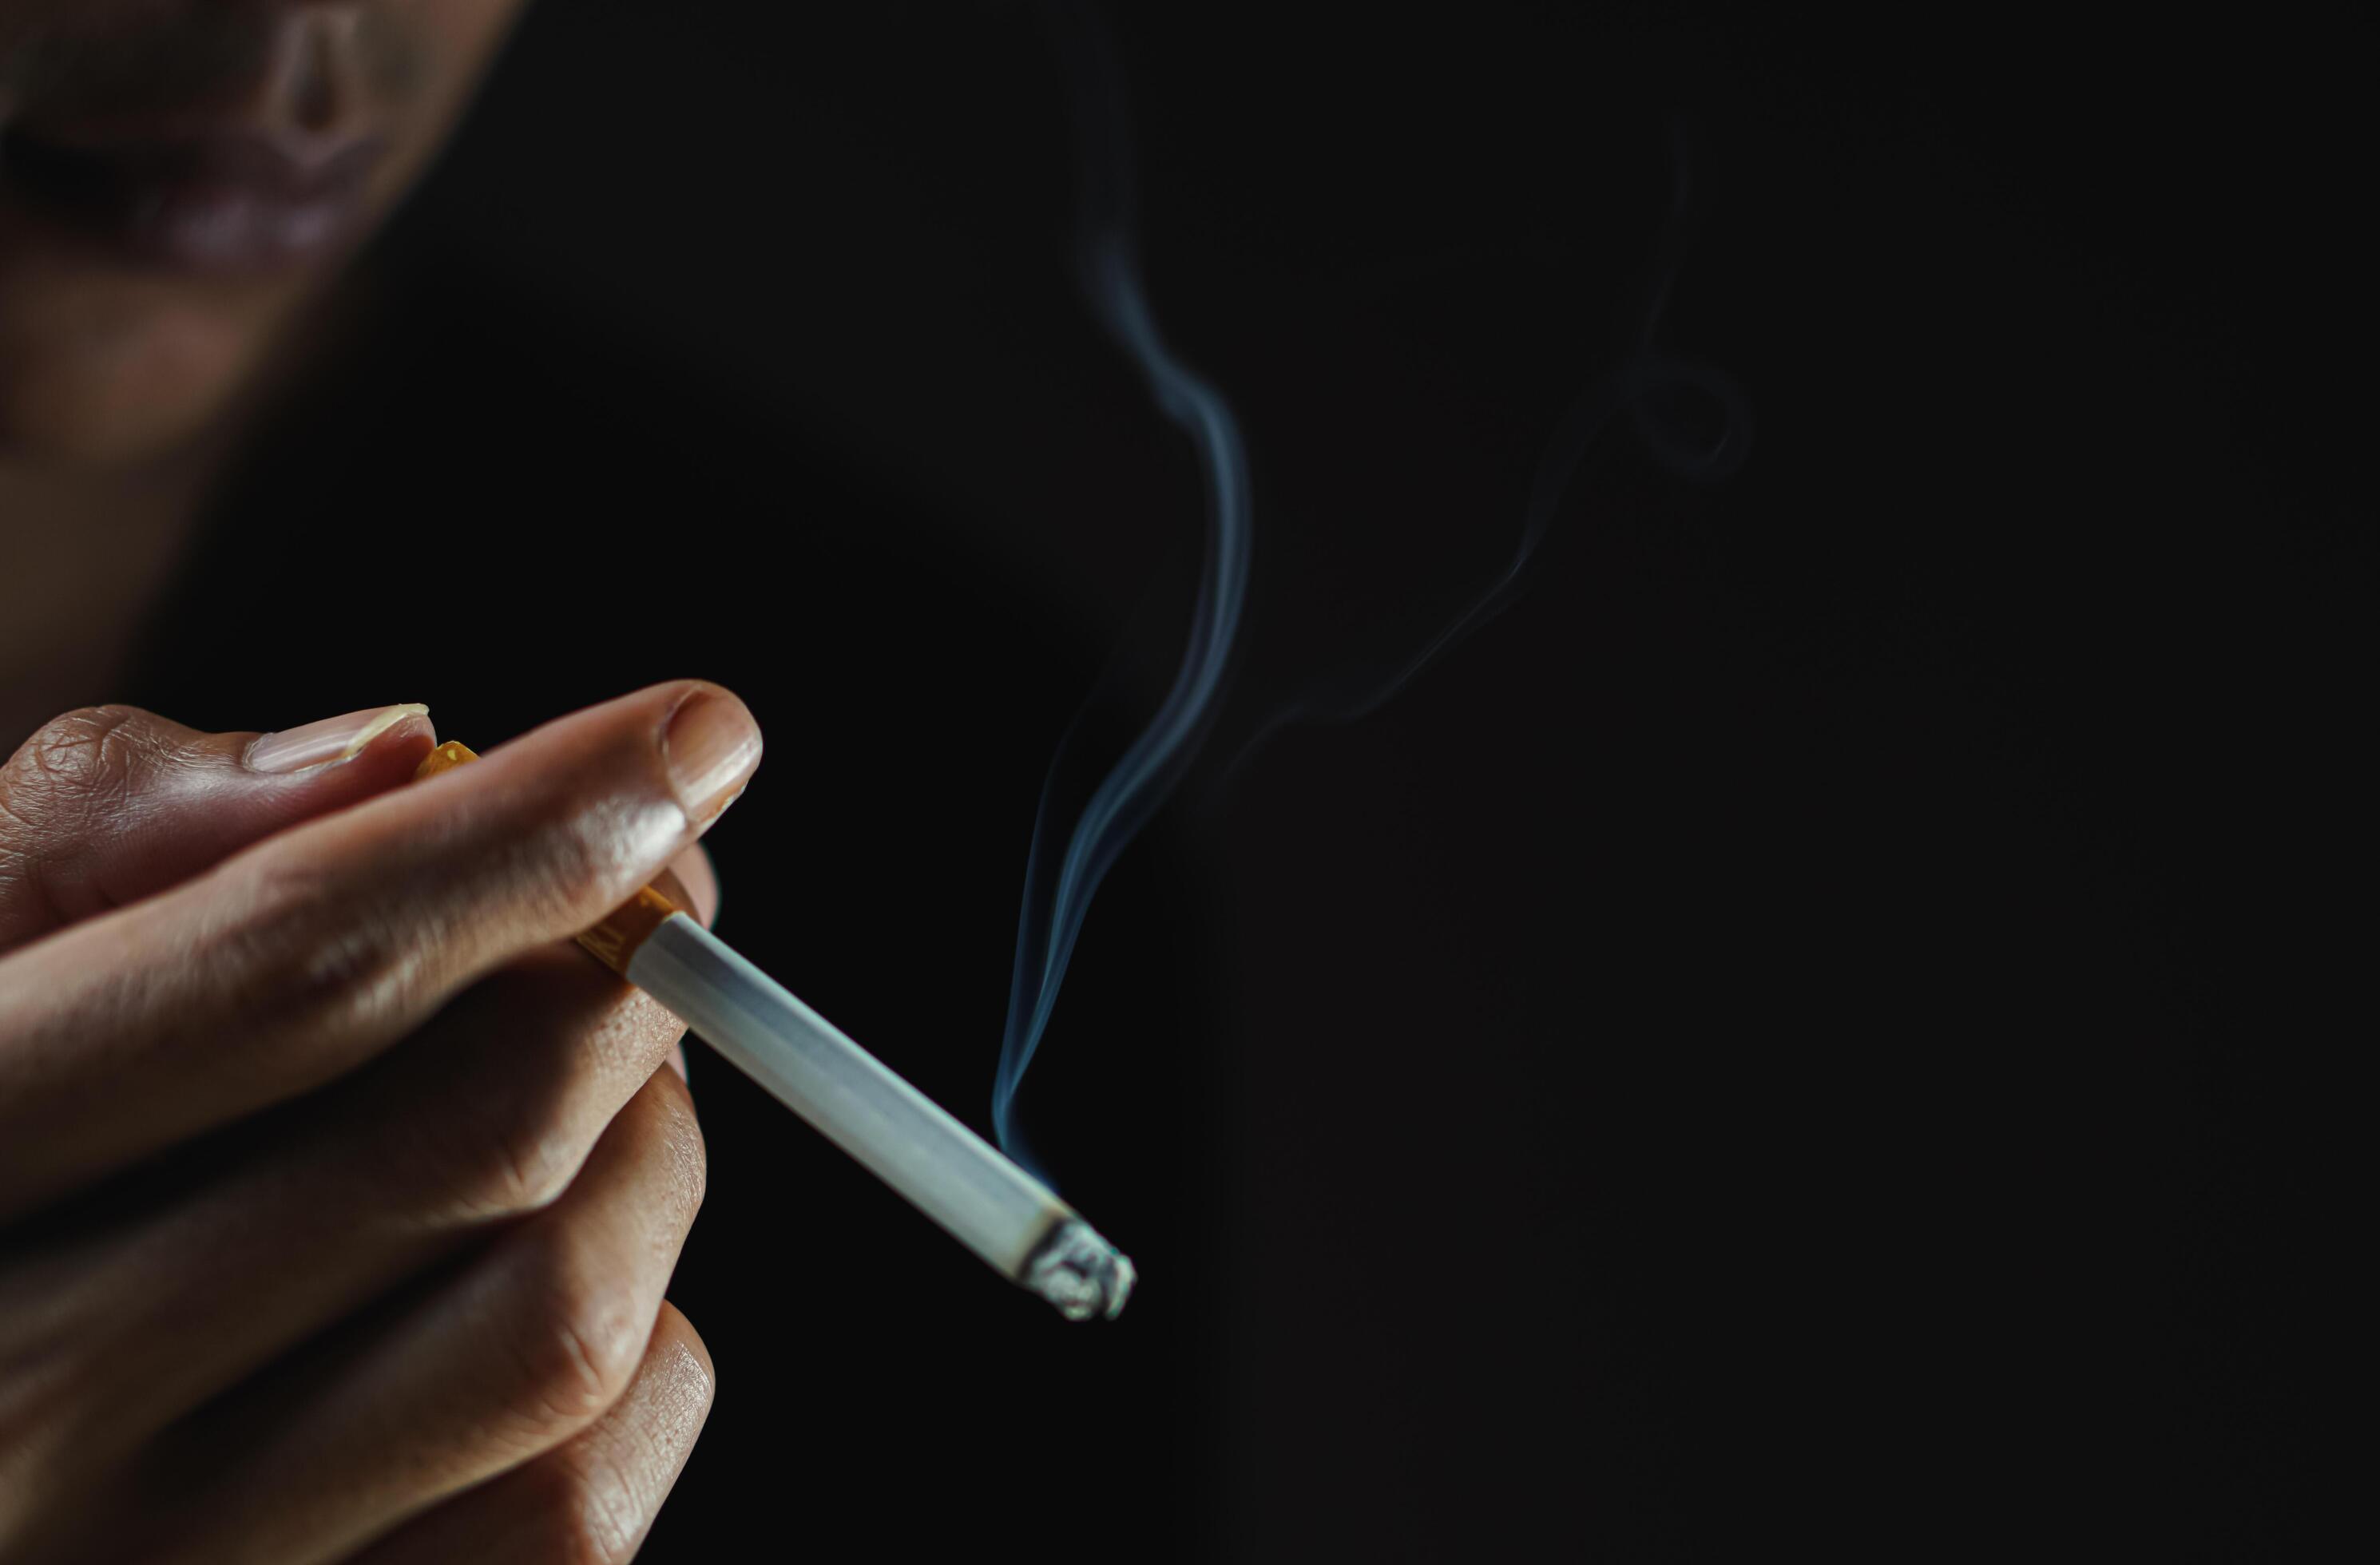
[1024, 1218, 1138, 1322]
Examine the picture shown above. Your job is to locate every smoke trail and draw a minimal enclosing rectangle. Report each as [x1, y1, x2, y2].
[992, 3, 1251, 1175]
[1228, 120, 1749, 771]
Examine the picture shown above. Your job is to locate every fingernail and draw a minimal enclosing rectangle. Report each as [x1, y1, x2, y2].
[248, 703, 430, 774]
[661, 688, 761, 823]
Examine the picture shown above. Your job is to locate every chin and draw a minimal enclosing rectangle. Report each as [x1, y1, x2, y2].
[1, 350, 249, 469]
[0, 266, 293, 469]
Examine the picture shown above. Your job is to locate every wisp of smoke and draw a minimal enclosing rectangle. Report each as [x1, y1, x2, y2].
[991, 3, 1251, 1176]
[1228, 119, 1750, 773]
[991, 28, 1748, 1175]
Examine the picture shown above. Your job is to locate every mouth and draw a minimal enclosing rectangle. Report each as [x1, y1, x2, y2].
[0, 122, 387, 274]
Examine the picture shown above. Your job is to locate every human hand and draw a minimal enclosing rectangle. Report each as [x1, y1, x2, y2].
[0, 682, 761, 1563]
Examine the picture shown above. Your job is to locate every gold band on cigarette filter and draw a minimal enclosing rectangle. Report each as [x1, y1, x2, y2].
[411, 739, 690, 976]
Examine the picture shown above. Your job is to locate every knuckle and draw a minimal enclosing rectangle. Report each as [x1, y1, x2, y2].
[0, 706, 149, 839]
[206, 850, 420, 1046]
[407, 970, 664, 1226]
[506, 1240, 650, 1429]
[513, 775, 681, 925]
[448, 1079, 585, 1221]
[14, 706, 148, 801]
[545, 804, 619, 909]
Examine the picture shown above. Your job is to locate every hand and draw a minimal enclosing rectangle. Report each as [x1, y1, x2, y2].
[0, 682, 763, 1563]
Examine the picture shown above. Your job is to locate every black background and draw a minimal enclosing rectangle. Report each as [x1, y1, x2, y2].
[133, 4, 2354, 1558]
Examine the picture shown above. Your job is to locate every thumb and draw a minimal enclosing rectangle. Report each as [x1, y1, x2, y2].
[0, 702, 437, 953]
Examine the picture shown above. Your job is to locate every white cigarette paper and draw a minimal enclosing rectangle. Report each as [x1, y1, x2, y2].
[625, 912, 1134, 1321]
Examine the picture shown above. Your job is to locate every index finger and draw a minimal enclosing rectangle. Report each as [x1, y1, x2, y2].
[0, 679, 760, 1219]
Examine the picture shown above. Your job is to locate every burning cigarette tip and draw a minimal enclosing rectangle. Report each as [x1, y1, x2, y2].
[1025, 1219, 1136, 1322]
[408, 741, 1139, 1323]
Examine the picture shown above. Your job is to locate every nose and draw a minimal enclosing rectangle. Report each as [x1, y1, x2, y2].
[283, 10, 367, 136]
[2, 4, 383, 137]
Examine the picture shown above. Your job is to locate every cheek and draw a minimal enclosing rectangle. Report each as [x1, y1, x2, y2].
[352, 0, 535, 213]
[0, 236, 291, 462]
[396, 0, 536, 111]
[0, 0, 537, 464]
[415, 0, 537, 50]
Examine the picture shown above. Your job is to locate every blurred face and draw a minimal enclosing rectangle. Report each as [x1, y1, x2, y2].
[0, 1, 529, 464]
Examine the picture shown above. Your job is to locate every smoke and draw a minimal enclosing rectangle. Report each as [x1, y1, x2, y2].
[991, 2, 1251, 1175]
[990, 18, 1747, 1175]
[1228, 118, 1749, 771]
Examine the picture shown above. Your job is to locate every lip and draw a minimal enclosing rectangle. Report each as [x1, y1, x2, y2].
[0, 123, 387, 272]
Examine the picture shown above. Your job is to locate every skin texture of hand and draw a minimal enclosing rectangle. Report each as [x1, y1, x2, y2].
[0, 680, 760, 1563]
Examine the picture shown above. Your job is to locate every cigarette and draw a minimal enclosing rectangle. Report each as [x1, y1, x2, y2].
[415, 741, 1134, 1321]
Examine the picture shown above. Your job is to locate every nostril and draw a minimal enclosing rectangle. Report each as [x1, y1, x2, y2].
[256, 8, 372, 141]
[289, 20, 340, 131]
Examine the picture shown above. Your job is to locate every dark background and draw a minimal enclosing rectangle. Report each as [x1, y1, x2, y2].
[136, 4, 2355, 1558]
